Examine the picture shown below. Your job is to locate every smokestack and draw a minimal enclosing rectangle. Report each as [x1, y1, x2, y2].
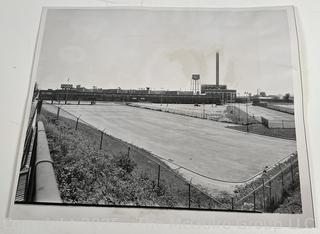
[216, 52, 219, 87]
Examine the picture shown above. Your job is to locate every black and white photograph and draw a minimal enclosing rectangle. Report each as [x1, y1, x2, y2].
[9, 6, 314, 227]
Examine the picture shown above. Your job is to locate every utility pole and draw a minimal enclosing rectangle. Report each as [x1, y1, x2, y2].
[233, 102, 235, 120]
[237, 92, 241, 123]
[65, 76, 70, 105]
[160, 88, 164, 106]
[246, 101, 249, 132]
[245, 92, 249, 132]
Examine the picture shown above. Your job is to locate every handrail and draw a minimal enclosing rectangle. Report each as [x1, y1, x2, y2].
[34, 121, 62, 203]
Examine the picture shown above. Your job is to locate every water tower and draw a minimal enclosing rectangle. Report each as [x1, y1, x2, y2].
[191, 74, 200, 94]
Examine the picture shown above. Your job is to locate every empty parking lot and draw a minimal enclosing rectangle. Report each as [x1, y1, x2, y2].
[43, 103, 296, 193]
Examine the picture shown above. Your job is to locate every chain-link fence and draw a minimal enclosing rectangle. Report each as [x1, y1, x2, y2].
[233, 154, 300, 212]
[128, 103, 231, 122]
[225, 105, 260, 125]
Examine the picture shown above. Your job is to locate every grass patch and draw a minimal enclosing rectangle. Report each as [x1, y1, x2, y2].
[226, 124, 296, 140]
[225, 105, 260, 125]
[273, 184, 302, 214]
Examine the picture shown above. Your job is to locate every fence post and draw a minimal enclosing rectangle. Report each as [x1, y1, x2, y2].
[188, 182, 191, 208]
[127, 147, 130, 157]
[290, 161, 294, 184]
[280, 165, 284, 194]
[262, 178, 265, 211]
[246, 102, 249, 132]
[75, 117, 79, 130]
[208, 198, 213, 209]
[253, 191, 256, 211]
[269, 180, 272, 206]
[231, 197, 234, 210]
[37, 100, 43, 114]
[99, 131, 104, 150]
[56, 107, 60, 119]
[157, 165, 160, 188]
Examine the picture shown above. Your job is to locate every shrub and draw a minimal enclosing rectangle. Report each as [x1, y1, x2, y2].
[113, 153, 136, 173]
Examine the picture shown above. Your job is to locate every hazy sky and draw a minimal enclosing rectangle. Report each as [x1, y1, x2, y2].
[36, 8, 295, 95]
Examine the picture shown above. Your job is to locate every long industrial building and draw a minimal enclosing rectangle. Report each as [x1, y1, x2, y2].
[39, 52, 237, 104]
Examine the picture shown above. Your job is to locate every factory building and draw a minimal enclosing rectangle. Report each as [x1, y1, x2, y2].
[200, 52, 236, 103]
[42, 51, 236, 104]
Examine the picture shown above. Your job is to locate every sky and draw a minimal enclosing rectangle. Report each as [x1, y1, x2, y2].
[36, 8, 296, 95]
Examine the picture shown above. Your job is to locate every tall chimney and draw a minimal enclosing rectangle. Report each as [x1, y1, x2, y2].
[216, 52, 219, 87]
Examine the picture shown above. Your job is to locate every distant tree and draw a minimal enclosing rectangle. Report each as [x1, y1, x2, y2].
[34, 82, 38, 91]
[260, 91, 266, 97]
[32, 82, 39, 101]
[283, 93, 290, 101]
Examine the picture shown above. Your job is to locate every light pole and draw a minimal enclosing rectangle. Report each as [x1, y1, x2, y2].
[160, 88, 163, 106]
[65, 76, 70, 105]
[244, 92, 249, 132]
[167, 89, 169, 108]
[202, 104, 206, 119]
[237, 92, 241, 123]
[232, 102, 235, 120]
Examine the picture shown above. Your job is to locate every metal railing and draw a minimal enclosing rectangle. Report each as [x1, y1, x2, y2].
[16, 101, 39, 202]
[34, 121, 62, 203]
[15, 101, 62, 203]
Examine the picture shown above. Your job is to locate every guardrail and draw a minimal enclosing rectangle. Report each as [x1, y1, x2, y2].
[34, 121, 62, 203]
